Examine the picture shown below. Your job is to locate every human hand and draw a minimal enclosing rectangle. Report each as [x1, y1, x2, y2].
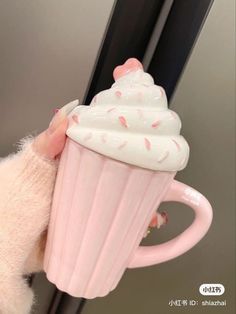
[24, 100, 79, 272]
[0, 100, 79, 314]
[144, 211, 168, 238]
[33, 99, 79, 159]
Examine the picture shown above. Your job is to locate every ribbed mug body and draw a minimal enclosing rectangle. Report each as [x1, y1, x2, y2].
[44, 138, 175, 298]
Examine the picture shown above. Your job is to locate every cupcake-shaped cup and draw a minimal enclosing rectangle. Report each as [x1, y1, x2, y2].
[44, 58, 212, 299]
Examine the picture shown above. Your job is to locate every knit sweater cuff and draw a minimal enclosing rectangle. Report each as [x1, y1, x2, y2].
[15, 136, 59, 190]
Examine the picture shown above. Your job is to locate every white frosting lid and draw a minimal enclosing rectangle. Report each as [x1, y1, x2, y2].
[66, 58, 189, 171]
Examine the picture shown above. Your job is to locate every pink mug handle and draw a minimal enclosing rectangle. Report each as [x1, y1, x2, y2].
[128, 180, 213, 268]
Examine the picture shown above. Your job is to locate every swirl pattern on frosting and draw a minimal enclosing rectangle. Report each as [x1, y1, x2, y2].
[66, 59, 189, 171]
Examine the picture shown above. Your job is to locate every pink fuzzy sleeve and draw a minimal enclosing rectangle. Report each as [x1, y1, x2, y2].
[0, 136, 58, 275]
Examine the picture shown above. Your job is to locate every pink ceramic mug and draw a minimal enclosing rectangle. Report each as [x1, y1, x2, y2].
[43, 139, 212, 299]
[44, 58, 213, 299]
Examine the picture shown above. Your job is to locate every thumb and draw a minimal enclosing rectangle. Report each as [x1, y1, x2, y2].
[33, 100, 78, 159]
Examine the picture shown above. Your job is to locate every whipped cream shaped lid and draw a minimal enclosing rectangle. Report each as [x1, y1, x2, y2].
[67, 58, 189, 171]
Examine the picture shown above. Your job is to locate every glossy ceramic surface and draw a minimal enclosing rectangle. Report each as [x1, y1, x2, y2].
[44, 138, 212, 298]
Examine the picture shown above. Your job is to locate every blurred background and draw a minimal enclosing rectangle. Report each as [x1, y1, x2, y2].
[0, 0, 235, 313]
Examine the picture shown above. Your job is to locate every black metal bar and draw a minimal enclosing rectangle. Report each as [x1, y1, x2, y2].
[148, 0, 214, 101]
[48, 291, 63, 314]
[75, 298, 87, 314]
[49, 293, 85, 314]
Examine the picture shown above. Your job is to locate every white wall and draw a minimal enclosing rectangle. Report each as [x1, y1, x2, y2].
[0, 0, 114, 155]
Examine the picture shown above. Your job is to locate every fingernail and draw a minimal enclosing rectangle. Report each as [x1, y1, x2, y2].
[48, 110, 66, 134]
[161, 211, 168, 224]
[47, 100, 79, 134]
[150, 214, 158, 227]
[60, 99, 79, 116]
[53, 108, 60, 114]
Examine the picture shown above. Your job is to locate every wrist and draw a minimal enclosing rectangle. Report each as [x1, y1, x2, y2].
[16, 136, 59, 191]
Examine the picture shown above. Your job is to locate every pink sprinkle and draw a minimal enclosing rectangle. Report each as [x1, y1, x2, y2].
[84, 132, 92, 142]
[72, 114, 79, 124]
[151, 120, 160, 128]
[115, 91, 122, 98]
[137, 109, 144, 119]
[144, 138, 151, 151]
[157, 151, 169, 163]
[107, 107, 116, 113]
[101, 133, 107, 143]
[172, 139, 181, 151]
[118, 140, 127, 150]
[118, 116, 128, 128]
[93, 96, 97, 103]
